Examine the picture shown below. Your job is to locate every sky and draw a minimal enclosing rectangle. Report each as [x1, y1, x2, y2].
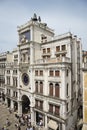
[0, 0, 87, 52]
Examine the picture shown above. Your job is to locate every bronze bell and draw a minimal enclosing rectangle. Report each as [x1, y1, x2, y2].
[32, 13, 38, 21]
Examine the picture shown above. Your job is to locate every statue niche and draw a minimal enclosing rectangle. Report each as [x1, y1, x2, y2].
[21, 35, 26, 43]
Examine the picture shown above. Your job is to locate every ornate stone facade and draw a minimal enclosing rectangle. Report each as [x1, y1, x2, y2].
[0, 14, 83, 130]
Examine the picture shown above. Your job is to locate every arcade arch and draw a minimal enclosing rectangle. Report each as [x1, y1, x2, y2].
[21, 95, 30, 114]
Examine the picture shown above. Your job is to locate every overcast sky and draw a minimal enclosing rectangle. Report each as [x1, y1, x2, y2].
[0, 0, 87, 52]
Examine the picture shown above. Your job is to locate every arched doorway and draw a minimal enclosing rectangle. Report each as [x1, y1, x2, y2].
[22, 95, 30, 114]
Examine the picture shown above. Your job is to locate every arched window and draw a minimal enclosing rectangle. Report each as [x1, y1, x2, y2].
[49, 83, 53, 96]
[40, 81, 43, 93]
[35, 81, 38, 92]
[55, 83, 60, 97]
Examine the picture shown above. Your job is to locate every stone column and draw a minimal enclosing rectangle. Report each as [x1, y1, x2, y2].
[61, 68, 66, 99]
[44, 69, 48, 96]
[18, 101, 22, 116]
[11, 100, 14, 110]
[30, 43, 34, 64]
[45, 115, 47, 129]
[4, 84, 7, 105]
[30, 107, 35, 126]
[29, 67, 33, 93]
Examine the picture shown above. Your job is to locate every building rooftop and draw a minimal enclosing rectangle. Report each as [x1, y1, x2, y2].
[17, 13, 54, 34]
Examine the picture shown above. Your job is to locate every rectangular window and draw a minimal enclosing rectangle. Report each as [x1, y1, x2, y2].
[40, 70, 43, 76]
[7, 70, 10, 74]
[49, 104, 53, 113]
[40, 101, 43, 109]
[55, 70, 60, 77]
[43, 49, 46, 54]
[47, 48, 50, 53]
[55, 106, 60, 115]
[62, 45, 66, 51]
[43, 56, 46, 59]
[7, 76, 10, 85]
[49, 70, 53, 76]
[35, 100, 43, 110]
[62, 54, 66, 57]
[13, 70, 17, 75]
[56, 46, 60, 52]
[35, 70, 38, 76]
[47, 56, 50, 59]
[14, 55, 18, 58]
[56, 55, 60, 59]
[14, 60, 18, 64]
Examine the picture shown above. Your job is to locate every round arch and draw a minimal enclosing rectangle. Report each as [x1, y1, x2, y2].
[22, 95, 30, 114]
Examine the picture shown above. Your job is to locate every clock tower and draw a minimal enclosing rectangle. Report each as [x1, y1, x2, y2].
[17, 13, 54, 115]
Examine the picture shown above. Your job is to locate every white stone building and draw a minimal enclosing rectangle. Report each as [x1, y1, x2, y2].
[4, 14, 82, 130]
[0, 51, 12, 102]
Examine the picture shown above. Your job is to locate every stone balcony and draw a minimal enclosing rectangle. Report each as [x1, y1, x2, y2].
[6, 61, 30, 69]
[55, 50, 67, 55]
[42, 52, 51, 57]
[35, 57, 71, 64]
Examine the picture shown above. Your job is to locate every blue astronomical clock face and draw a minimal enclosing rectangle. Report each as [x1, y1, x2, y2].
[22, 73, 29, 86]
